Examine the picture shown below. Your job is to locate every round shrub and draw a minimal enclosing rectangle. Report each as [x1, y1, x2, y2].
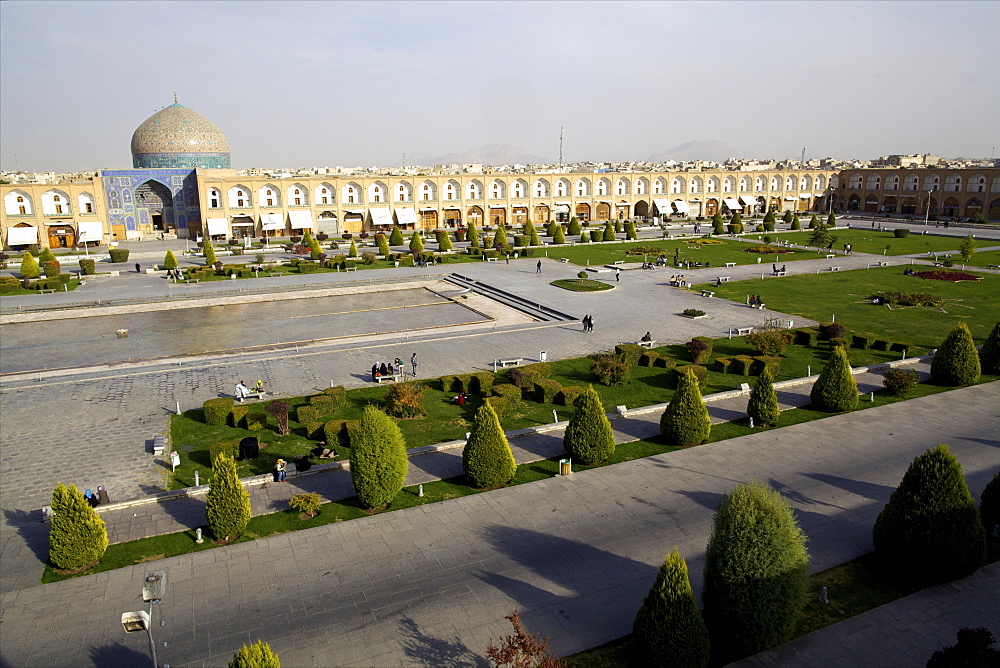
[78, 258, 96, 275]
[108, 247, 130, 263]
[894, 228, 910, 238]
[462, 401, 516, 489]
[203, 397, 234, 426]
[931, 322, 981, 386]
[591, 353, 631, 387]
[882, 368, 920, 397]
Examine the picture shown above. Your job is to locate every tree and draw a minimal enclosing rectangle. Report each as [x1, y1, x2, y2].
[809, 345, 858, 412]
[702, 481, 810, 663]
[552, 225, 566, 244]
[808, 214, 819, 229]
[467, 222, 480, 248]
[408, 232, 424, 252]
[493, 227, 507, 249]
[959, 233, 976, 262]
[376, 233, 390, 256]
[18, 250, 40, 279]
[228, 639, 281, 668]
[660, 368, 711, 446]
[567, 218, 581, 235]
[205, 453, 251, 542]
[763, 210, 776, 225]
[265, 400, 290, 435]
[931, 322, 981, 386]
[48, 482, 108, 571]
[389, 225, 404, 246]
[525, 221, 540, 246]
[437, 229, 453, 251]
[712, 212, 725, 235]
[927, 627, 1000, 668]
[486, 612, 564, 668]
[979, 322, 1000, 374]
[632, 549, 710, 668]
[980, 470, 1000, 537]
[463, 401, 516, 488]
[163, 249, 178, 270]
[602, 221, 616, 241]
[625, 221, 638, 240]
[563, 386, 616, 464]
[348, 240, 358, 257]
[203, 240, 217, 266]
[747, 369, 780, 427]
[827, 211, 837, 227]
[790, 213, 801, 230]
[782, 210, 793, 225]
[581, 232, 589, 243]
[872, 444, 985, 584]
[306, 231, 323, 260]
[349, 405, 408, 509]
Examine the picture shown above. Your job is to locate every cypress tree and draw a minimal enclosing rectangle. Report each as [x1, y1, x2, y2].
[493, 227, 507, 248]
[581, 232, 589, 243]
[873, 445, 985, 584]
[408, 231, 424, 252]
[827, 211, 837, 227]
[552, 225, 566, 244]
[660, 368, 711, 446]
[782, 210, 793, 225]
[763, 210, 776, 225]
[525, 221, 539, 246]
[437, 230, 453, 251]
[349, 406, 408, 509]
[625, 221, 638, 239]
[747, 368, 780, 427]
[980, 322, 1000, 374]
[980, 470, 1000, 537]
[163, 249, 178, 270]
[563, 386, 616, 464]
[568, 218, 581, 235]
[389, 225, 404, 246]
[48, 482, 108, 571]
[959, 233, 976, 262]
[809, 345, 858, 412]
[712, 213, 725, 235]
[228, 639, 280, 668]
[808, 214, 819, 229]
[467, 222, 480, 248]
[19, 251, 41, 279]
[931, 322, 981, 386]
[546, 221, 558, 237]
[790, 213, 801, 230]
[205, 453, 251, 542]
[703, 481, 810, 662]
[376, 233, 390, 256]
[203, 240, 217, 266]
[633, 548, 710, 668]
[731, 211, 743, 228]
[348, 240, 358, 257]
[602, 221, 616, 241]
[306, 231, 322, 259]
[462, 401, 517, 489]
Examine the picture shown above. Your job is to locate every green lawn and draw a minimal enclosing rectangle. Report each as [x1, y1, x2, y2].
[915, 248, 1000, 269]
[541, 238, 824, 269]
[777, 228, 975, 255]
[552, 279, 616, 292]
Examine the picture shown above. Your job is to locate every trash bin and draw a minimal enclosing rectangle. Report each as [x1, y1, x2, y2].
[540, 351, 547, 361]
[559, 458, 572, 476]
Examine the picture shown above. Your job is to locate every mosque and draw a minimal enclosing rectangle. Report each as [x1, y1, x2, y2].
[2, 100, 999, 249]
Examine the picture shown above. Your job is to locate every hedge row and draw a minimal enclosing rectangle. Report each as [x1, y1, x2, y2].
[714, 356, 782, 377]
[794, 326, 910, 355]
[202, 386, 347, 430]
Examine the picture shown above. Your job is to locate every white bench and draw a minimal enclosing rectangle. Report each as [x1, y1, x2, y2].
[774, 271, 786, 276]
[717, 276, 731, 282]
[724, 262, 737, 267]
[376, 374, 404, 384]
[268, 272, 282, 277]
[825, 254, 836, 259]
[736, 327, 754, 336]
[701, 289, 715, 297]
[486, 257, 498, 262]
[344, 266, 357, 272]
[876, 261, 890, 267]
[635, 340, 656, 348]
[612, 260, 625, 265]
[184, 278, 200, 284]
[37, 288, 56, 294]
[559, 258, 570, 263]
[152, 434, 166, 456]
[498, 358, 523, 368]
[987, 264, 1000, 270]
[237, 392, 265, 402]
[828, 266, 841, 272]
[750, 303, 766, 309]
[739, 383, 751, 393]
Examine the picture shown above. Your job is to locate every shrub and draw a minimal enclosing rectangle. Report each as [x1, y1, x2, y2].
[454, 374, 475, 393]
[440, 375, 461, 392]
[491, 384, 523, 411]
[205, 453, 251, 542]
[297, 261, 320, 273]
[507, 363, 549, 390]
[889, 341, 912, 355]
[790, 214, 801, 230]
[245, 412, 268, 431]
[577, 270, 588, 279]
[712, 214, 725, 235]
[557, 386, 586, 407]
[591, 353, 631, 387]
[41, 260, 60, 278]
[349, 406, 408, 509]
[323, 419, 356, 449]
[321, 385, 347, 411]
[163, 249, 178, 270]
[818, 321, 845, 340]
[746, 330, 790, 357]
[829, 335, 849, 348]
[686, 337, 713, 364]
[265, 400, 290, 435]
[471, 372, 495, 396]
[567, 218, 581, 235]
[563, 386, 615, 464]
[108, 248, 130, 263]
[389, 226, 404, 246]
[660, 368, 711, 446]
[893, 228, 910, 238]
[228, 639, 281, 668]
[437, 230, 454, 251]
[927, 627, 1000, 668]
[882, 368, 919, 397]
[466, 223, 480, 248]
[485, 396, 510, 419]
[18, 251, 40, 278]
[794, 327, 820, 347]
[533, 379, 562, 403]
[0, 277, 21, 293]
[625, 222, 638, 240]
[931, 322, 981, 386]
[682, 308, 705, 317]
[552, 225, 566, 244]
[294, 405, 319, 425]
[589, 230, 600, 242]
[203, 398, 234, 426]
[230, 405, 248, 428]
[208, 440, 239, 464]
[602, 222, 616, 241]
[851, 332, 877, 349]
[48, 482, 108, 571]
[409, 232, 424, 252]
[632, 548, 711, 668]
[639, 351, 661, 367]
[493, 227, 508, 249]
[747, 369, 780, 427]
[78, 258, 96, 275]
[872, 445, 985, 584]
[714, 357, 731, 373]
[728, 355, 754, 376]
[384, 382, 426, 418]
[751, 356, 782, 377]
[959, 233, 977, 262]
[980, 322, 1000, 374]
[702, 481, 810, 663]
[614, 344, 644, 366]
[981, 471, 1000, 537]
[810, 346, 858, 412]
[463, 401, 517, 488]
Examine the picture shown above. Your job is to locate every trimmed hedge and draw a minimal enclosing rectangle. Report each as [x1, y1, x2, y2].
[244, 413, 268, 431]
[485, 396, 511, 419]
[230, 405, 248, 428]
[203, 398, 234, 426]
[852, 333, 877, 350]
[440, 375, 461, 392]
[714, 358, 732, 373]
[563, 386, 616, 465]
[492, 384, 523, 409]
[660, 368, 711, 446]
[320, 386, 347, 411]
[462, 401, 516, 489]
[557, 386, 586, 407]
[323, 419, 357, 449]
[794, 328, 820, 347]
[471, 372, 495, 396]
[78, 259, 96, 275]
[729, 355, 755, 376]
[672, 364, 708, 391]
[108, 248, 130, 263]
[615, 344, 645, 366]
[751, 356, 782, 377]
[930, 322, 981, 386]
[534, 379, 562, 404]
[810, 345, 858, 412]
[208, 439, 240, 464]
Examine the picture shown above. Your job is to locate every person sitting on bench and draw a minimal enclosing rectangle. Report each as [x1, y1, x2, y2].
[641, 332, 652, 342]
[254, 379, 265, 394]
[313, 443, 338, 459]
[235, 381, 251, 399]
[379, 362, 389, 377]
[293, 454, 313, 473]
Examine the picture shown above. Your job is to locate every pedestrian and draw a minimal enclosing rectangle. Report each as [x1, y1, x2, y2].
[615, 267, 621, 282]
[582, 315, 589, 332]
[536, 260, 542, 274]
[135, 262, 141, 274]
[588, 314, 595, 332]
[274, 459, 287, 482]
[411, 352, 418, 377]
[505, 252, 510, 264]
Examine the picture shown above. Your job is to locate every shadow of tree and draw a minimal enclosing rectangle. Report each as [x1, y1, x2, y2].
[397, 615, 488, 668]
[799, 472, 895, 501]
[1, 509, 49, 563]
[88, 642, 150, 668]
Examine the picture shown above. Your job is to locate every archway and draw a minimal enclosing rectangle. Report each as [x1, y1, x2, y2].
[883, 196, 898, 214]
[964, 198, 982, 218]
[900, 197, 917, 215]
[596, 202, 611, 220]
[989, 199, 1000, 220]
[633, 200, 649, 218]
[942, 197, 959, 217]
[864, 195, 878, 213]
[419, 209, 438, 228]
[848, 194, 861, 210]
[705, 198, 718, 216]
[467, 206, 484, 228]
[533, 205, 549, 223]
[575, 203, 591, 222]
[768, 197, 781, 212]
[135, 180, 174, 233]
[47, 225, 76, 248]
[512, 207, 529, 225]
[489, 208, 506, 228]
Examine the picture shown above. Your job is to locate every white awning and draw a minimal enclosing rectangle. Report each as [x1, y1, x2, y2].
[77, 220, 103, 242]
[419, 207, 436, 212]
[343, 209, 364, 215]
[739, 195, 757, 207]
[555, 201, 571, 206]
[672, 200, 690, 214]
[443, 206, 462, 210]
[555, 204, 570, 212]
[289, 210, 313, 229]
[799, 194, 812, 199]
[395, 208, 418, 226]
[260, 213, 284, 230]
[231, 222, 254, 227]
[489, 205, 506, 209]
[653, 199, 673, 214]
[723, 198, 742, 210]
[206, 218, 229, 236]
[369, 208, 393, 226]
[784, 197, 796, 201]
[6, 226, 38, 245]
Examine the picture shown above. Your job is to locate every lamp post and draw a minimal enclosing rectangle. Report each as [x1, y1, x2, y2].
[924, 190, 932, 226]
[829, 188, 836, 214]
[121, 571, 166, 668]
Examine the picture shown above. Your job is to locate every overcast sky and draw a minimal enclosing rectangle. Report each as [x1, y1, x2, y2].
[2, 1, 998, 172]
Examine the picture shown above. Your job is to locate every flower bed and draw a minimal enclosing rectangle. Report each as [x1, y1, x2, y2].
[745, 245, 794, 254]
[912, 270, 982, 282]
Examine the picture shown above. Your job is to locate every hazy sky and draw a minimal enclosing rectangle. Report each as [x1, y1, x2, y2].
[2, 1, 998, 172]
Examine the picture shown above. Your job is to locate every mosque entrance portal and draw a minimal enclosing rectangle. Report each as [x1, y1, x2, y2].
[135, 180, 174, 234]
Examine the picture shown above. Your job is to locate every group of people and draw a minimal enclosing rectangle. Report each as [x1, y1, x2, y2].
[669, 275, 688, 287]
[772, 264, 787, 274]
[83, 487, 108, 508]
[371, 353, 418, 381]
[747, 295, 764, 308]
[640, 262, 657, 270]
[165, 268, 183, 280]
[581, 314, 595, 332]
[234, 380, 265, 399]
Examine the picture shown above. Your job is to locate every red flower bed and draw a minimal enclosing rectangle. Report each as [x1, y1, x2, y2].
[913, 270, 982, 282]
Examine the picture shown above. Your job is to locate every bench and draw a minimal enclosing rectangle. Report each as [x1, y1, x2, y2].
[736, 327, 754, 336]
[375, 374, 404, 384]
[828, 266, 841, 272]
[344, 266, 357, 272]
[268, 272, 282, 277]
[498, 358, 523, 368]
[774, 271, 786, 276]
[724, 262, 737, 267]
[717, 276, 731, 282]
[37, 288, 56, 294]
[611, 260, 625, 265]
[701, 290, 715, 297]
[825, 254, 836, 259]
[559, 258, 570, 263]
[236, 392, 265, 403]
[739, 383, 751, 393]
[635, 340, 656, 348]
[987, 264, 1000, 270]
[152, 434, 166, 456]
[184, 278, 200, 284]
[486, 257, 498, 262]
[876, 261, 890, 267]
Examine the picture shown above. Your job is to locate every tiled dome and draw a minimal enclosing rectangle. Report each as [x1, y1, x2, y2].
[130, 103, 231, 169]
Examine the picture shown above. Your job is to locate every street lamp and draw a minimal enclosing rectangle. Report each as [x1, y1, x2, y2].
[829, 188, 836, 214]
[121, 571, 166, 668]
[924, 190, 932, 226]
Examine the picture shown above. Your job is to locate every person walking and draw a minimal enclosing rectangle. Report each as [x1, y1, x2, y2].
[615, 267, 621, 282]
[505, 252, 510, 264]
[536, 260, 542, 274]
[588, 314, 595, 332]
[582, 315, 590, 332]
[411, 353, 418, 377]
[135, 262, 141, 274]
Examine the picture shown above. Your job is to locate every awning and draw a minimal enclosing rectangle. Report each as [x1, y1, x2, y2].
[419, 208, 436, 212]
[289, 210, 313, 229]
[6, 226, 38, 245]
[206, 218, 229, 236]
[739, 195, 757, 206]
[443, 206, 462, 210]
[799, 194, 812, 199]
[231, 222, 254, 227]
[784, 197, 796, 201]
[653, 199, 673, 214]
[369, 208, 393, 226]
[555, 204, 570, 212]
[395, 208, 418, 226]
[722, 198, 742, 210]
[77, 220, 103, 242]
[672, 200, 690, 214]
[489, 205, 506, 209]
[555, 201, 571, 206]
[343, 209, 364, 215]
[260, 213, 284, 230]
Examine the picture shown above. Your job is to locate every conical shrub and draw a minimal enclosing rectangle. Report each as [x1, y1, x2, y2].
[553, 225, 566, 244]
[660, 368, 711, 446]
[632, 548, 710, 668]
[790, 214, 801, 230]
[809, 345, 858, 412]
[437, 230, 453, 251]
[747, 368, 780, 427]
[467, 223, 480, 248]
[19, 251, 41, 279]
[408, 232, 424, 252]
[462, 401, 516, 488]
[981, 470, 1000, 537]
[493, 227, 507, 248]
[873, 444, 985, 584]
[48, 483, 108, 571]
[389, 226, 404, 246]
[931, 322, 981, 386]
[625, 222, 638, 239]
[602, 222, 615, 241]
[163, 249, 178, 270]
[702, 481, 810, 663]
[978, 322, 1000, 374]
[377, 234, 390, 256]
[349, 406, 408, 509]
[568, 218, 581, 235]
[712, 213, 725, 235]
[203, 240, 217, 266]
[228, 639, 280, 668]
[563, 386, 615, 464]
[205, 453, 251, 541]
[348, 240, 358, 257]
